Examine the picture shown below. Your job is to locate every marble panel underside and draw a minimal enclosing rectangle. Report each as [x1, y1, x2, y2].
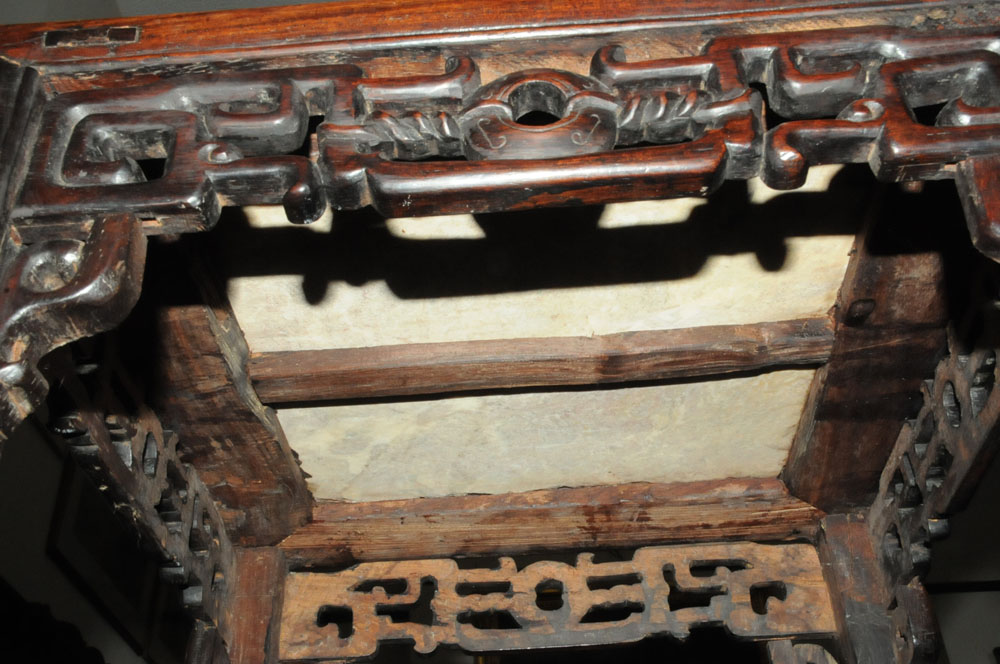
[278, 369, 816, 501]
[225, 166, 862, 501]
[228, 165, 858, 351]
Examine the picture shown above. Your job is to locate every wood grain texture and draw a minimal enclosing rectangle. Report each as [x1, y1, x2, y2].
[281, 541, 836, 660]
[957, 156, 1000, 261]
[249, 317, 834, 404]
[783, 186, 951, 512]
[220, 548, 285, 664]
[818, 515, 897, 664]
[151, 245, 311, 547]
[0, 0, 956, 67]
[279, 478, 823, 569]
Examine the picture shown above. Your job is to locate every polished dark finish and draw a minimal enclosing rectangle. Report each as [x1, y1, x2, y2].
[11, 28, 1000, 266]
[2, 2, 1000, 664]
[0, 214, 145, 442]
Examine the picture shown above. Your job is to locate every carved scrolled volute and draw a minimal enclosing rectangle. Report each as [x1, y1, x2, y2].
[458, 70, 620, 160]
[0, 214, 145, 442]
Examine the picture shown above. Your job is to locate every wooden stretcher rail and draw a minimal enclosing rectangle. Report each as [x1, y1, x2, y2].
[249, 317, 834, 404]
[279, 478, 823, 569]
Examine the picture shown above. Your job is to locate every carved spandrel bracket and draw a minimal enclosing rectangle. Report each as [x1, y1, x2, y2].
[10, 27, 1000, 262]
[0, 214, 145, 441]
[280, 542, 838, 662]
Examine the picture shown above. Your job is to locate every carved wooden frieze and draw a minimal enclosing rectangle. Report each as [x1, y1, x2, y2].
[46, 345, 233, 626]
[863, 262, 1000, 664]
[279, 542, 837, 661]
[10, 27, 1000, 260]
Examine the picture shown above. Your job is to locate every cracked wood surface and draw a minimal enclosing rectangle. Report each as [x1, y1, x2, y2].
[280, 478, 823, 569]
[249, 317, 834, 404]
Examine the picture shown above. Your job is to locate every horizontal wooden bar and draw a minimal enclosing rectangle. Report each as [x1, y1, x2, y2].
[0, 1, 941, 66]
[249, 317, 834, 404]
[279, 477, 824, 569]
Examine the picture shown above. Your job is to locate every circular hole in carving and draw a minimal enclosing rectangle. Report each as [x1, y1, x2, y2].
[942, 381, 962, 428]
[509, 81, 566, 126]
[20, 241, 85, 293]
[535, 579, 564, 611]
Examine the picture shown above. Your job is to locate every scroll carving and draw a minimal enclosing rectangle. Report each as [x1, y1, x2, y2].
[12, 27, 1000, 261]
[0, 214, 145, 440]
[279, 542, 837, 662]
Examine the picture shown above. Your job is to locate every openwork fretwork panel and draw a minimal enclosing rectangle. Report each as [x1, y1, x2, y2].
[46, 341, 233, 626]
[865, 264, 1000, 664]
[11, 27, 1000, 259]
[279, 543, 837, 661]
[868, 267, 1000, 591]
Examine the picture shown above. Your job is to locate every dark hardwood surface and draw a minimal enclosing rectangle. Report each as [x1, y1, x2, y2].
[0, 1, 957, 66]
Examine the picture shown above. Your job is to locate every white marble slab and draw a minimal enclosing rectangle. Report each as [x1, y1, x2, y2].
[278, 368, 816, 501]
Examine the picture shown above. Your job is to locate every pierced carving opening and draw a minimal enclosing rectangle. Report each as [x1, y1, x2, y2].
[912, 412, 936, 458]
[911, 101, 948, 126]
[142, 432, 158, 476]
[942, 381, 962, 428]
[104, 415, 134, 467]
[317, 605, 353, 639]
[689, 560, 750, 577]
[590, 549, 636, 563]
[376, 578, 436, 626]
[457, 609, 522, 630]
[970, 351, 996, 416]
[883, 524, 903, 566]
[136, 158, 167, 181]
[580, 601, 644, 623]
[749, 581, 788, 615]
[893, 455, 923, 508]
[291, 114, 325, 157]
[535, 579, 564, 611]
[455, 556, 502, 570]
[586, 573, 641, 590]
[455, 581, 511, 597]
[155, 461, 188, 532]
[189, 498, 213, 553]
[663, 565, 725, 610]
[926, 444, 954, 491]
[509, 81, 566, 126]
[355, 578, 408, 595]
